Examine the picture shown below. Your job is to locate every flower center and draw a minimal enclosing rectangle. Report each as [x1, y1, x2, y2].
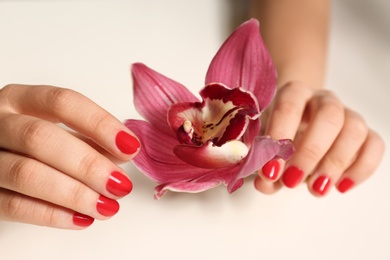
[168, 83, 261, 168]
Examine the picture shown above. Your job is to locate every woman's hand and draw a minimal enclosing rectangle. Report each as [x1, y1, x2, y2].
[255, 82, 385, 196]
[0, 84, 140, 229]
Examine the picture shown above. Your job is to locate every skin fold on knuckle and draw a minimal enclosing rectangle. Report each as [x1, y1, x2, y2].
[299, 142, 324, 163]
[317, 95, 345, 129]
[344, 112, 369, 143]
[0, 84, 19, 112]
[77, 152, 106, 184]
[0, 193, 27, 221]
[89, 111, 115, 138]
[18, 119, 56, 155]
[45, 87, 79, 116]
[65, 183, 89, 213]
[322, 154, 348, 173]
[6, 157, 40, 193]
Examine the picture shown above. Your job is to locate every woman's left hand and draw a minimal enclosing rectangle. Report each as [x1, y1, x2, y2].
[255, 81, 385, 196]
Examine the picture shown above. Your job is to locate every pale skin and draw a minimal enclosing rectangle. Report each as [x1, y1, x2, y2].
[0, 85, 140, 229]
[251, 0, 385, 196]
[0, 1, 385, 230]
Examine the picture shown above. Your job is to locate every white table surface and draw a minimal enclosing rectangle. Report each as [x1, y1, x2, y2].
[0, 1, 389, 259]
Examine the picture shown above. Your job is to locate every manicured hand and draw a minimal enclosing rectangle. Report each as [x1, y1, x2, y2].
[255, 82, 385, 196]
[0, 84, 140, 229]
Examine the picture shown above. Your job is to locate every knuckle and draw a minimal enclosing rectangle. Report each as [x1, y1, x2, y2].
[42, 206, 58, 227]
[0, 84, 17, 109]
[66, 184, 87, 210]
[300, 142, 323, 162]
[3, 195, 26, 220]
[90, 111, 113, 134]
[272, 99, 302, 118]
[318, 96, 345, 127]
[8, 158, 37, 191]
[323, 155, 347, 171]
[369, 131, 386, 155]
[20, 120, 52, 153]
[46, 87, 78, 114]
[78, 153, 102, 182]
[345, 113, 368, 141]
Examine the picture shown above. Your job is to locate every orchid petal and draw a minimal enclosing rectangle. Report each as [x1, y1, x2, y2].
[154, 179, 223, 200]
[132, 63, 199, 134]
[125, 119, 215, 183]
[242, 119, 261, 147]
[227, 136, 294, 192]
[173, 140, 249, 169]
[205, 19, 277, 111]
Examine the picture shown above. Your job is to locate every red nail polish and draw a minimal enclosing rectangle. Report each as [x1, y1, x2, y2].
[106, 171, 133, 197]
[96, 195, 120, 217]
[115, 131, 140, 155]
[338, 178, 354, 193]
[312, 175, 331, 196]
[73, 212, 94, 227]
[282, 166, 304, 188]
[262, 160, 280, 181]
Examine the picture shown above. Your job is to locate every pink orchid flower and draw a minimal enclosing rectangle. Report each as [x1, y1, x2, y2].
[125, 19, 294, 199]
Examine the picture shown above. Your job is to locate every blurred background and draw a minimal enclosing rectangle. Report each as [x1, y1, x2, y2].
[0, 1, 389, 259]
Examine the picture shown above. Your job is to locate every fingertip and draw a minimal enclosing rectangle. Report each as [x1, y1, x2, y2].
[254, 176, 281, 195]
[106, 171, 133, 197]
[115, 130, 141, 156]
[336, 177, 355, 193]
[96, 195, 120, 218]
[260, 159, 278, 181]
[73, 212, 95, 229]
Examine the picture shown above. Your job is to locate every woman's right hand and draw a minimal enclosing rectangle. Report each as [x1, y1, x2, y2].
[0, 84, 140, 229]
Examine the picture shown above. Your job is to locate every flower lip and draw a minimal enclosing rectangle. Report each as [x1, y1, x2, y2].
[168, 83, 260, 148]
[173, 140, 249, 169]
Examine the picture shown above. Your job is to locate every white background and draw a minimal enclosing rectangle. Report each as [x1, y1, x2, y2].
[0, 1, 389, 259]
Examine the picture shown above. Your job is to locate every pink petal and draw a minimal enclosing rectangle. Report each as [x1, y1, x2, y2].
[132, 63, 199, 134]
[242, 119, 261, 147]
[227, 136, 294, 192]
[205, 19, 277, 111]
[154, 179, 223, 199]
[125, 119, 214, 183]
[173, 140, 249, 169]
[168, 83, 260, 146]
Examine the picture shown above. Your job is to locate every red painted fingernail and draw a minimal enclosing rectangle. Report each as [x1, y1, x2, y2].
[312, 175, 331, 196]
[115, 131, 140, 155]
[106, 171, 133, 197]
[73, 212, 94, 227]
[337, 178, 354, 193]
[282, 166, 304, 188]
[96, 195, 120, 217]
[262, 160, 280, 181]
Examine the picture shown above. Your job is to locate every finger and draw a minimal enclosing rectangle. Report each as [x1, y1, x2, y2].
[0, 188, 94, 229]
[0, 150, 120, 219]
[336, 130, 385, 193]
[0, 114, 133, 200]
[281, 90, 345, 188]
[306, 109, 368, 196]
[254, 175, 282, 194]
[258, 82, 313, 182]
[1, 84, 140, 160]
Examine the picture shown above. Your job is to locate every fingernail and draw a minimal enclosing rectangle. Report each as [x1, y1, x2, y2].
[106, 171, 133, 197]
[73, 212, 94, 227]
[337, 178, 354, 193]
[282, 166, 304, 188]
[312, 175, 331, 196]
[262, 159, 280, 181]
[96, 195, 120, 217]
[115, 131, 140, 155]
